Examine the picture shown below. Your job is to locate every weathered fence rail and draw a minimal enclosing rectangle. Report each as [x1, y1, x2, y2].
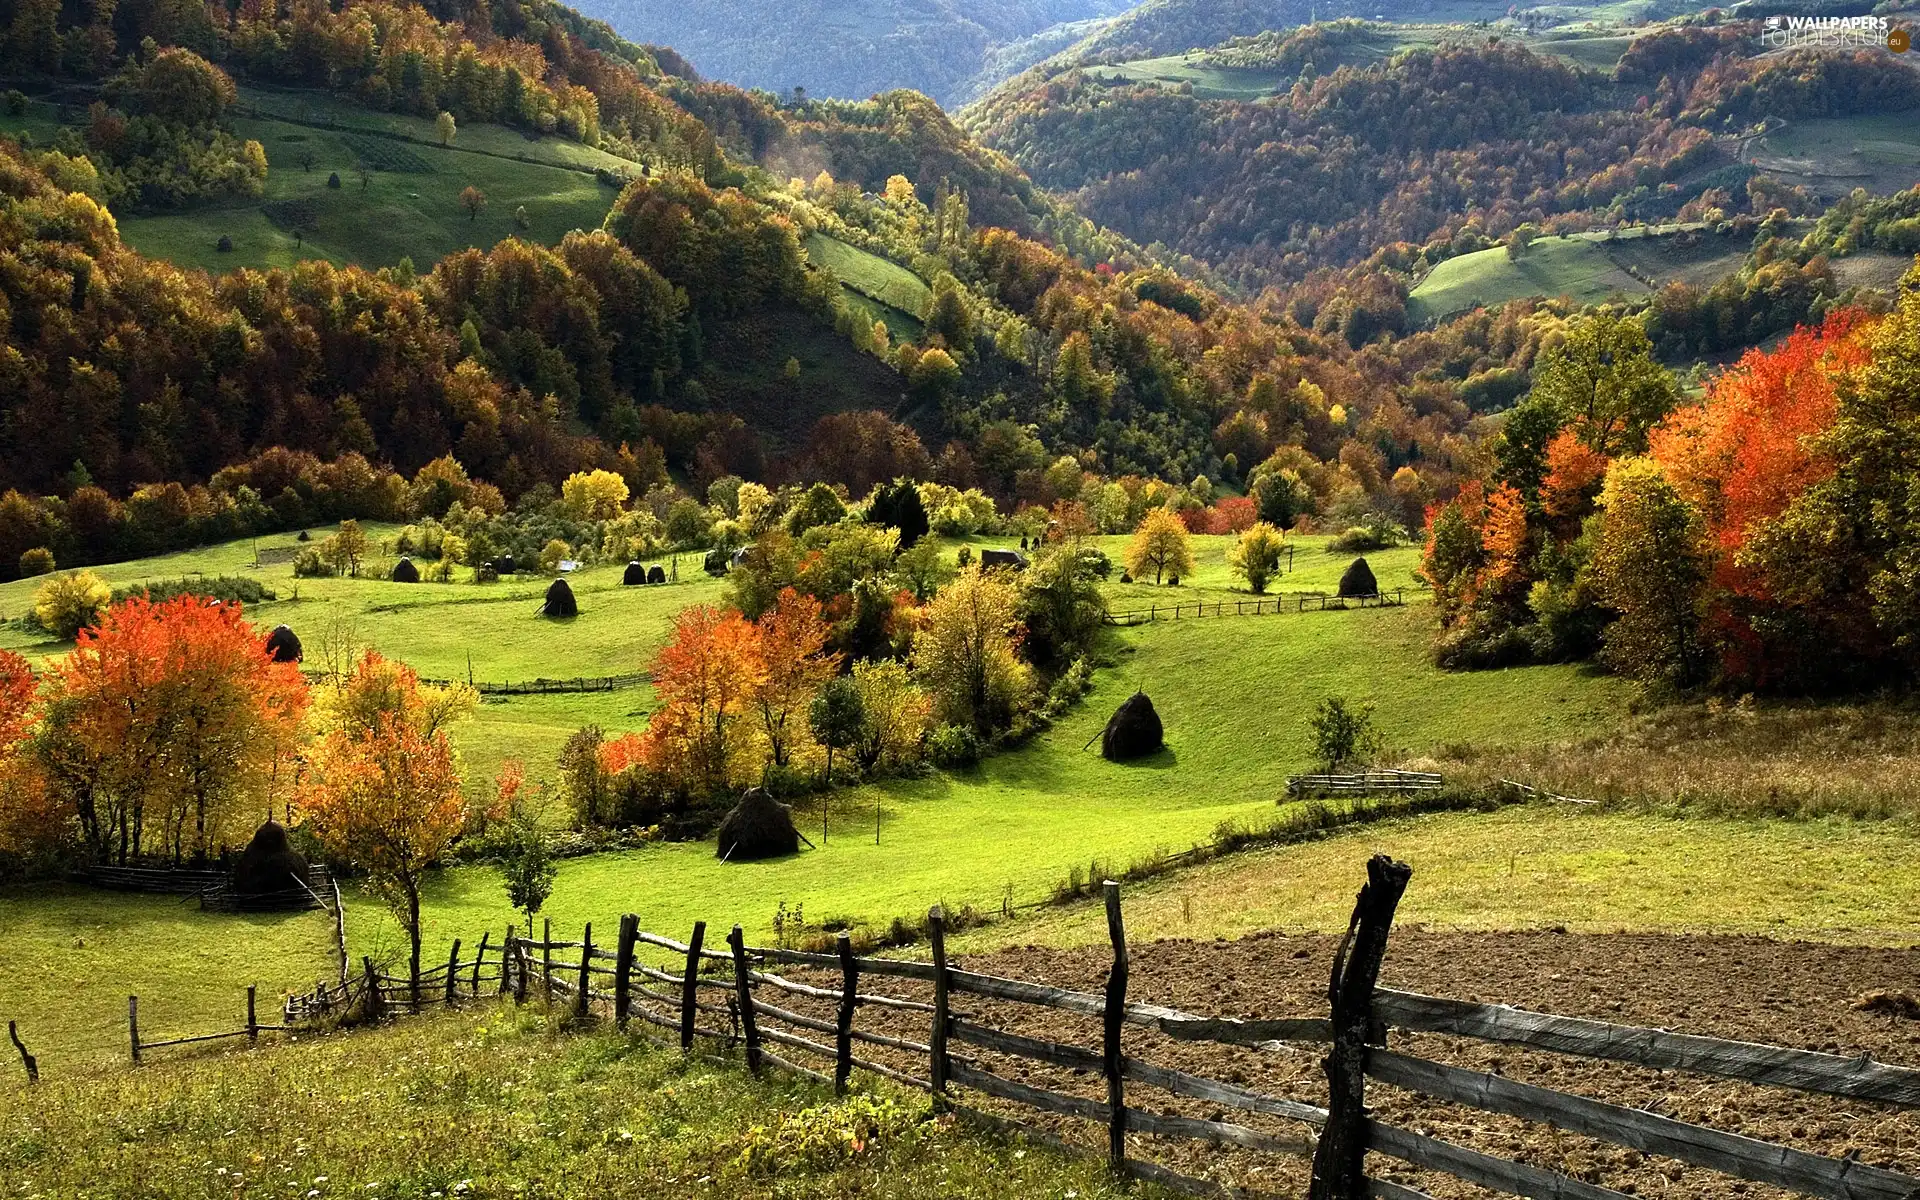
[1107, 588, 1406, 627]
[1285, 770, 1443, 799]
[234, 860, 1920, 1200]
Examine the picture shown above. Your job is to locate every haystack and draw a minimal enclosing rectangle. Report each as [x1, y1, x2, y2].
[232, 820, 311, 898]
[542, 577, 577, 617]
[391, 556, 420, 583]
[1101, 692, 1163, 761]
[1337, 557, 1378, 598]
[715, 788, 800, 861]
[493, 554, 516, 576]
[264, 624, 303, 663]
[647, 564, 667, 585]
[623, 560, 646, 585]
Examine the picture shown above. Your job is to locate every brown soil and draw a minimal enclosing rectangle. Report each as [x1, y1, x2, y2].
[716, 930, 1920, 1198]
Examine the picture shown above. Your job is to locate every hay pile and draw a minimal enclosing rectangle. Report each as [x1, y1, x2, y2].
[1337, 557, 1378, 598]
[623, 560, 646, 585]
[391, 556, 420, 583]
[715, 788, 800, 861]
[493, 554, 517, 576]
[264, 624, 302, 663]
[232, 821, 311, 898]
[542, 577, 577, 617]
[647, 564, 667, 584]
[1101, 692, 1164, 761]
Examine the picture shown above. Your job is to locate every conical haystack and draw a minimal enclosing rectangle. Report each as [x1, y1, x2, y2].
[1337, 557, 1378, 598]
[715, 788, 801, 861]
[623, 560, 646, 585]
[232, 821, 311, 898]
[391, 556, 420, 583]
[264, 624, 302, 663]
[1101, 692, 1164, 761]
[542, 577, 577, 617]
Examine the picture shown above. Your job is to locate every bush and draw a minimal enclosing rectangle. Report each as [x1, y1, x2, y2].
[928, 723, 982, 769]
[18, 547, 54, 577]
[34, 570, 112, 640]
[1433, 617, 1536, 671]
[113, 576, 274, 606]
[292, 547, 331, 577]
[1328, 521, 1406, 553]
[472, 563, 499, 584]
[216, 234, 233, 253]
[1308, 696, 1382, 771]
[3, 90, 26, 117]
[327, 171, 341, 189]
[1074, 547, 1113, 579]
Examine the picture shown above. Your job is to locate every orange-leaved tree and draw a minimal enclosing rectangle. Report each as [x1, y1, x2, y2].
[42, 596, 308, 864]
[754, 589, 840, 770]
[302, 651, 471, 1007]
[0, 649, 51, 872]
[647, 605, 766, 796]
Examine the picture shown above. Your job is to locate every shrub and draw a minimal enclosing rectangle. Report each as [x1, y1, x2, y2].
[292, 547, 331, 577]
[1074, 547, 1113, 579]
[34, 570, 112, 640]
[3, 90, 26, 117]
[472, 563, 499, 584]
[18, 548, 54, 577]
[928, 723, 982, 769]
[113, 576, 273, 606]
[1433, 616, 1536, 671]
[538, 539, 571, 574]
[327, 171, 341, 189]
[1328, 521, 1405, 553]
[1308, 696, 1382, 771]
[216, 234, 233, 253]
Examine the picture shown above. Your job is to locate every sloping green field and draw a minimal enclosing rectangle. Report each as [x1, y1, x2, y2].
[1410, 236, 1645, 324]
[804, 231, 931, 324]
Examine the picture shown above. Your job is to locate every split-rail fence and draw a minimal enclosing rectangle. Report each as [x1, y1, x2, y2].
[1107, 590, 1405, 627]
[131, 858, 1920, 1200]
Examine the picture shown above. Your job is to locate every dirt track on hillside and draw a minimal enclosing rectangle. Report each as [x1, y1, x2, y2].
[757, 930, 1920, 1198]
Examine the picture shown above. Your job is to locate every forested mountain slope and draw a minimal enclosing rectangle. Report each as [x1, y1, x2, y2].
[963, 28, 1920, 290]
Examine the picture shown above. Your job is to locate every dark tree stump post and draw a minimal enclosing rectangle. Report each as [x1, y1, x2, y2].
[835, 932, 858, 1095]
[681, 920, 706, 1053]
[444, 939, 461, 1005]
[1102, 881, 1129, 1175]
[501, 929, 517, 998]
[573, 923, 593, 1021]
[614, 913, 638, 1029]
[246, 986, 258, 1046]
[513, 936, 529, 1005]
[728, 924, 761, 1074]
[1307, 854, 1413, 1200]
[928, 905, 950, 1107]
[9, 1020, 38, 1084]
[362, 957, 385, 1021]
[472, 932, 490, 996]
[542, 918, 553, 1005]
[128, 996, 140, 1065]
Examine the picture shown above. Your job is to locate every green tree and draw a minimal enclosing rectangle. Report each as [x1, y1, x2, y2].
[436, 110, 457, 147]
[496, 812, 556, 936]
[1017, 545, 1107, 670]
[33, 570, 110, 640]
[808, 675, 864, 785]
[1528, 314, 1680, 458]
[558, 725, 609, 827]
[1590, 457, 1709, 686]
[1251, 468, 1311, 529]
[1228, 522, 1286, 593]
[1308, 696, 1380, 771]
[913, 565, 1034, 736]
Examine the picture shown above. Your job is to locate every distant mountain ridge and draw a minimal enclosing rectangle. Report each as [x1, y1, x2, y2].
[571, 0, 1135, 104]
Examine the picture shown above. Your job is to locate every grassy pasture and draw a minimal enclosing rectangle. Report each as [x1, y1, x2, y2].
[0, 1003, 1144, 1200]
[1749, 113, 1920, 200]
[0, 87, 628, 274]
[803, 232, 931, 320]
[1409, 235, 1646, 323]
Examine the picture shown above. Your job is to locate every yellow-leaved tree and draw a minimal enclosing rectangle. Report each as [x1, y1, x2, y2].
[1125, 508, 1195, 585]
[1228, 522, 1287, 594]
[912, 565, 1033, 735]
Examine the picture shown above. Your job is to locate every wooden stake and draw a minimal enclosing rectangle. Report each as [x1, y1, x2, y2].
[573, 923, 593, 1021]
[1102, 881, 1129, 1174]
[928, 906, 950, 1107]
[472, 931, 490, 996]
[246, 986, 258, 1046]
[542, 918, 553, 1005]
[614, 913, 638, 1029]
[444, 939, 461, 1005]
[728, 924, 761, 1073]
[1307, 855, 1413, 1200]
[835, 932, 858, 1095]
[680, 921, 706, 1053]
[501, 929, 517, 998]
[127, 996, 140, 1065]
[9, 1020, 38, 1084]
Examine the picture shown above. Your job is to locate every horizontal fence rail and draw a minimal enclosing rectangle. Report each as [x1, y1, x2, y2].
[240, 858, 1920, 1200]
[1107, 588, 1405, 626]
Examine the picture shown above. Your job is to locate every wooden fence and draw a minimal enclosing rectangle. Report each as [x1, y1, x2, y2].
[1285, 769, 1443, 799]
[307, 670, 650, 695]
[77, 863, 336, 912]
[126, 987, 287, 1064]
[264, 859, 1920, 1200]
[1108, 589, 1404, 627]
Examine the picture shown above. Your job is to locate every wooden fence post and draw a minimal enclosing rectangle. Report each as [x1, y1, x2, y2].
[614, 913, 638, 1029]
[127, 995, 140, 1065]
[332, 878, 348, 987]
[1307, 855, 1413, 1200]
[681, 921, 706, 1053]
[728, 925, 761, 1073]
[835, 932, 858, 1095]
[246, 986, 258, 1046]
[928, 905, 950, 1108]
[513, 933, 529, 1004]
[472, 931, 490, 996]
[573, 923, 593, 1021]
[1102, 881, 1129, 1175]
[362, 956, 384, 1021]
[542, 918, 553, 1005]
[501, 929, 517, 998]
[444, 939, 461, 1006]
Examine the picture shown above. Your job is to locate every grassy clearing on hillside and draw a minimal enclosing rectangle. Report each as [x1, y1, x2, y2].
[1751, 113, 1920, 199]
[961, 803, 1920, 953]
[803, 232, 932, 317]
[0, 884, 337, 1074]
[0, 1004, 1147, 1200]
[1409, 236, 1644, 323]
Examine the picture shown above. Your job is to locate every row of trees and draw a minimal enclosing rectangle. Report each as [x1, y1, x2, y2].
[1423, 266, 1920, 692]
